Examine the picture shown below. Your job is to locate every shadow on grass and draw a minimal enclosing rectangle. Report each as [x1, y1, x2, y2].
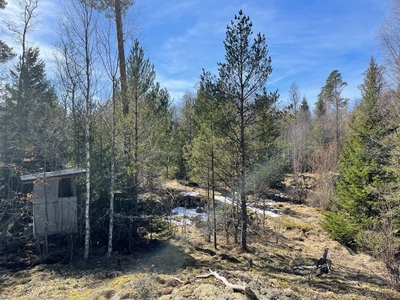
[194, 246, 216, 256]
[125, 239, 197, 274]
[309, 274, 396, 300]
[280, 206, 312, 219]
[254, 254, 396, 300]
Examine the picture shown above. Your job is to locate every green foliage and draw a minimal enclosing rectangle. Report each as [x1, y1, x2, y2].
[87, 0, 134, 18]
[323, 57, 391, 246]
[324, 70, 348, 106]
[198, 10, 281, 249]
[0, 40, 15, 64]
[210, 8, 279, 184]
[322, 209, 359, 245]
[299, 96, 310, 113]
[314, 92, 326, 118]
[0, 2, 15, 64]
[0, 47, 62, 179]
[119, 39, 173, 183]
[247, 151, 289, 191]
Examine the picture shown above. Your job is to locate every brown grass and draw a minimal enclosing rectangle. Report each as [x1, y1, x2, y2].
[0, 179, 399, 299]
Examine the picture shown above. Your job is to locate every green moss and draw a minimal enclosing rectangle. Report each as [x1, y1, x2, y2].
[277, 217, 314, 232]
[69, 289, 93, 300]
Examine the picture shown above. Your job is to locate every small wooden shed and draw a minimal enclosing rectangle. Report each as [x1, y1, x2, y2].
[20, 168, 86, 239]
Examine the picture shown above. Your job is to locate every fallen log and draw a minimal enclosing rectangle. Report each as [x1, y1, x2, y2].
[196, 269, 258, 300]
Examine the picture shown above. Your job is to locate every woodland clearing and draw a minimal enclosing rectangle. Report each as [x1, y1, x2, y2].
[0, 179, 399, 300]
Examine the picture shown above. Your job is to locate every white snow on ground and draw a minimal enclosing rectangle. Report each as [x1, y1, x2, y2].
[166, 206, 207, 226]
[214, 195, 280, 217]
[169, 217, 192, 226]
[248, 207, 279, 218]
[214, 195, 233, 205]
[168, 192, 280, 226]
[180, 191, 199, 197]
[274, 193, 288, 199]
[171, 207, 207, 220]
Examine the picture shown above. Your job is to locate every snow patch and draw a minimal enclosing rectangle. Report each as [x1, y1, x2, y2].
[166, 206, 207, 226]
[249, 207, 279, 217]
[168, 191, 281, 226]
[180, 191, 199, 197]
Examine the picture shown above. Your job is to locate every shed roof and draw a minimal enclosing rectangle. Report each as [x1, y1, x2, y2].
[20, 168, 86, 183]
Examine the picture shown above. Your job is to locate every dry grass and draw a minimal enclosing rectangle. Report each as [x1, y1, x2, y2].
[1, 180, 399, 299]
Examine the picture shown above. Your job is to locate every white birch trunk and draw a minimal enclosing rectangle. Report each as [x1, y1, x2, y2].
[107, 82, 116, 258]
[84, 105, 90, 260]
[107, 160, 115, 258]
[82, 0, 93, 262]
[43, 162, 48, 257]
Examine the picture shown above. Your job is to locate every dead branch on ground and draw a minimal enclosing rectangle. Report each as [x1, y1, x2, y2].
[196, 269, 258, 300]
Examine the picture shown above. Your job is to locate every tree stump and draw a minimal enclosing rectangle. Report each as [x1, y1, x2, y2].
[316, 248, 331, 276]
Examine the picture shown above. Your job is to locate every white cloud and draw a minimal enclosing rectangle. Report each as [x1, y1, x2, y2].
[1, 0, 388, 109]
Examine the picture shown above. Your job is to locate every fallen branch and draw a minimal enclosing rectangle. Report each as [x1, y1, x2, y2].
[292, 265, 316, 270]
[172, 277, 185, 284]
[196, 269, 258, 300]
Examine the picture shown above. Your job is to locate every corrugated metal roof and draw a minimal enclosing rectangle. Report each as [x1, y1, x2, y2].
[20, 168, 86, 182]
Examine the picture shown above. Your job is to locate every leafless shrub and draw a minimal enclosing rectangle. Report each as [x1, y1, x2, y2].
[309, 144, 337, 209]
[356, 194, 400, 285]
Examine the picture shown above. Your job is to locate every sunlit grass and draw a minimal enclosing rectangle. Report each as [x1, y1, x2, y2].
[0, 179, 399, 299]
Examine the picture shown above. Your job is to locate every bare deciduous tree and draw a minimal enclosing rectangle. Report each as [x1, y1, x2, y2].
[288, 82, 300, 113]
[54, 0, 101, 261]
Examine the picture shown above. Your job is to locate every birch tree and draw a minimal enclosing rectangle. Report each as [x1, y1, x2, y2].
[54, 0, 100, 261]
[96, 17, 120, 258]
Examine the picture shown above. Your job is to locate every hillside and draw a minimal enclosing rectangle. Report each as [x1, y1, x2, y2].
[0, 180, 399, 300]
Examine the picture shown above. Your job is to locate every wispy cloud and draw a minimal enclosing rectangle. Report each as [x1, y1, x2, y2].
[136, 0, 387, 106]
[155, 73, 199, 102]
[1, 0, 388, 109]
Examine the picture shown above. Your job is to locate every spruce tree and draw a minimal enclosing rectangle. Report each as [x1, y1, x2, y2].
[2, 47, 60, 171]
[323, 57, 389, 245]
[299, 96, 310, 114]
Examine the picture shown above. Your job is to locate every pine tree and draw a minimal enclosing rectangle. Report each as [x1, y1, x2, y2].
[322, 70, 348, 161]
[120, 39, 173, 243]
[202, 10, 276, 250]
[323, 57, 389, 245]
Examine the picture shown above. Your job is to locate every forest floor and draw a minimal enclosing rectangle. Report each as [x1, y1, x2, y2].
[1, 180, 400, 299]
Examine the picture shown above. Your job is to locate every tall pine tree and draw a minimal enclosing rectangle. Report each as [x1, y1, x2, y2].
[202, 10, 277, 250]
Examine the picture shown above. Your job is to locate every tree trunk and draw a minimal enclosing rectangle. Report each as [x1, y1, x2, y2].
[84, 99, 90, 261]
[211, 146, 217, 250]
[43, 158, 48, 257]
[240, 96, 247, 251]
[113, 0, 127, 115]
[107, 79, 117, 259]
[206, 170, 211, 243]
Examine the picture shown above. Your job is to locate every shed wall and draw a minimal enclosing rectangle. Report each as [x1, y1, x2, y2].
[32, 178, 78, 238]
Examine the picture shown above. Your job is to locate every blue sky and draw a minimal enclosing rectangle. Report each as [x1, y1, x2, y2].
[1, 0, 389, 108]
[134, 0, 388, 107]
